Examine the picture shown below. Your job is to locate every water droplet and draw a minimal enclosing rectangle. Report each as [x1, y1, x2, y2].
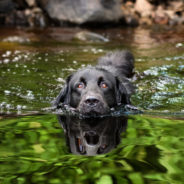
[3, 59, 10, 64]
[4, 90, 11, 95]
[176, 43, 183, 48]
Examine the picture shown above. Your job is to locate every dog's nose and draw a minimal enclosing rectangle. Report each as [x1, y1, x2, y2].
[85, 96, 99, 106]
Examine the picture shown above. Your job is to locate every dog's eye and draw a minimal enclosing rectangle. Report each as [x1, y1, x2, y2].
[100, 82, 108, 89]
[77, 82, 84, 89]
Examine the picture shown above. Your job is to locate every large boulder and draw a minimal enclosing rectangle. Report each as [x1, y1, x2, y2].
[0, 0, 15, 13]
[37, 0, 123, 24]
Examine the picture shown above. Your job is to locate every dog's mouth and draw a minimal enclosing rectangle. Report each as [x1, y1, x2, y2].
[78, 103, 110, 116]
[81, 109, 104, 116]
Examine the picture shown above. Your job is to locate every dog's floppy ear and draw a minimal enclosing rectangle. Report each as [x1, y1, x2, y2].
[116, 77, 134, 105]
[53, 75, 72, 107]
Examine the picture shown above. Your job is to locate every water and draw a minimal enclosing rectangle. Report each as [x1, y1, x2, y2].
[0, 26, 184, 183]
[0, 114, 184, 183]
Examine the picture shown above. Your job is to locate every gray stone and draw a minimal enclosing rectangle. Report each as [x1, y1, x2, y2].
[74, 31, 109, 42]
[38, 0, 123, 24]
[0, 0, 15, 13]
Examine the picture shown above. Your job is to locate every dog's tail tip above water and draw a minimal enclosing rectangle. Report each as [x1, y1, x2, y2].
[98, 50, 135, 78]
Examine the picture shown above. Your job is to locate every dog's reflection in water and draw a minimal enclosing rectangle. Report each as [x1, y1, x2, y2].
[57, 116, 127, 156]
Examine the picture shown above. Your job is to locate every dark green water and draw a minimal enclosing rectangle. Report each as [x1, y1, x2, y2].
[0, 27, 184, 184]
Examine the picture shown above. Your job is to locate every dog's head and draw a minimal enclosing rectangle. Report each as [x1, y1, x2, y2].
[54, 67, 133, 115]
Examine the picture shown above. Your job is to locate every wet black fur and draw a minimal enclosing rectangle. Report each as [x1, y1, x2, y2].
[54, 50, 135, 115]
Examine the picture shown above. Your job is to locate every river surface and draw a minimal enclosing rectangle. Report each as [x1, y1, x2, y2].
[0, 26, 184, 184]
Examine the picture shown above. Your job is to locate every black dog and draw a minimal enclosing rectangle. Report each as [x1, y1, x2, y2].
[54, 50, 135, 115]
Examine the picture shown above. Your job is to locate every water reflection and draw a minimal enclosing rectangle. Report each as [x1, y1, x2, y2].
[57, 115, 127, 156]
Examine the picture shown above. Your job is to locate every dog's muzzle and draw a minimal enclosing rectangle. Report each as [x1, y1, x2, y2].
[78, 94, 109, 115]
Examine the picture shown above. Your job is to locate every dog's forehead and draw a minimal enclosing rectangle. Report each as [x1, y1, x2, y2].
[72, 68, 115, 81]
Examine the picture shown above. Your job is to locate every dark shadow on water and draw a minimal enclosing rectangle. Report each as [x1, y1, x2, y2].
[57, 115, 127, 156]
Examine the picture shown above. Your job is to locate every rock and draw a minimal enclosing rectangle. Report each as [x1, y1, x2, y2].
[124, 15, 139, 27]
[26, 7, 47, 27]
[2, 36, 30, 43]
[121, 1, 139, 26]
[0, 0, 15, 13]
[139, 16, 152, 25]
[167, 1, 184, 25]
[14, 0, 27, 9]
[74, 31, 109, 42]
[135, 0, 153, 17]
[37, 0, 123, 25]
[5, 10, 29, 26]
[152, 6, 169, 25]
[25, 0, 36, 7]
[168, 1, 184, 12]
[169, 13, 184, 26]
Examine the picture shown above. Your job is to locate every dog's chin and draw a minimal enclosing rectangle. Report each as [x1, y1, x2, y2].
[78, 106, 110, 117]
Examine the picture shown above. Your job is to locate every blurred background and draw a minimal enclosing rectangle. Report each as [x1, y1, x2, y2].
[0, 0, 184, 27]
